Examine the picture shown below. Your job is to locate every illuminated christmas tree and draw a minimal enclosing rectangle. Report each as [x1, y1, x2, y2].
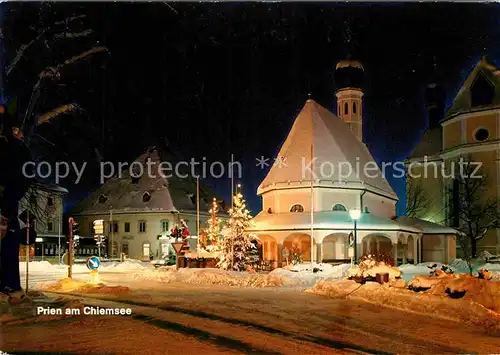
[205, 198, 222, 246]
[218, 188, 257, 271]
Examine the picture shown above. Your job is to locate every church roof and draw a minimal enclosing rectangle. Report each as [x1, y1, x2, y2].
[258, 99, 397, 199]
[407, 126, 442, 161]
[71, 147, 224, 216]
[248, 211, 421, 234]
[445, 57, 500, 119]
[395, 216, 461, 235]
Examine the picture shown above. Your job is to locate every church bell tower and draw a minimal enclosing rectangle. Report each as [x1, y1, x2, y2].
[335, 59, 365, 142]
[335, 20, 365, 142]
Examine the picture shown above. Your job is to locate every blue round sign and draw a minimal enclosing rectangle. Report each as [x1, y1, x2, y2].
[86, 256, 100, 270]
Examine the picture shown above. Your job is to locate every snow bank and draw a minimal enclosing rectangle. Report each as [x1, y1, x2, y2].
[134, 263, 351, 287]
[307, 279, 500, 334]
[135, 268, 290, 287]
[37, 278, 129, 294]
[101, 260, 148, 271]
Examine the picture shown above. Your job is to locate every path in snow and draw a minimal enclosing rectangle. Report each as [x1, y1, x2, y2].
[3, 279, 500, 354]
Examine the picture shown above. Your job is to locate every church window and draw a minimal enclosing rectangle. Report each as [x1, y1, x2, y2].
[290, 204, 304, 212]
[470, 73, 494, 107]
[352, 102, 357, 114]
[143, 192, 151, 202]
[332, 204, 347, 212]
[98, 194, 107, 204]
[344, 102, 349, 115]
[473, 127, 489, 142]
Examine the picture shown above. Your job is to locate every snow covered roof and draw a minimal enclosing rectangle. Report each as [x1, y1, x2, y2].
[445, 57, 500, 119]
[258, 99, 397, 199]
[248, 211, 421, 234]
[32, 179, 68, 194]
[71, 147, 225, 216]
[395, 216, 461, 235]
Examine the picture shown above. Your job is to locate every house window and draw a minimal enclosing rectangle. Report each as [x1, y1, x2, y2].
[143, 192, 151, 202]
[98, 194, 107, 204]
[473, 127, 489, 142]
[138, 220, 147, 233]
[142, 242, 151, 257]
[290, 204, 304, 212]
[124, 222, 130, 233]
[470, 73, 494, 107]
[161, 220, 169, 233]
[352, 102, 357, 114]
[344, 102, 349, 115]
[47, 197, 54, 206]
[47, 221, 53, 232]
[109, 221, 118, 233]
[332, 204, 347, 212]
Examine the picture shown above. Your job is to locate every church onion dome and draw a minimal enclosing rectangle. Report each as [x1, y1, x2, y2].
[335, 59, 364, 71]
[335, 58, 365, 91]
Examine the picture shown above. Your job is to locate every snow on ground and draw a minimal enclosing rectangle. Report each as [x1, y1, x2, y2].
[37, 277, 130, 294]
[134, 263, 351, 288]
[399, 258, 500, 280]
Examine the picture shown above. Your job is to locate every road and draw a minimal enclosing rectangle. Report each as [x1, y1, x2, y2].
[3, 276, 500, 355]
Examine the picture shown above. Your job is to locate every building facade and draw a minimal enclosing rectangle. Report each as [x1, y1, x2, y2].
[71, 147, 226, 260]
[408, 57, 500, 256]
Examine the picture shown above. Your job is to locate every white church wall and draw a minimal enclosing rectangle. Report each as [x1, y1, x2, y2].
[363, 192, 396, 218]
[262, 188, 320, 213]
[318, 189, 359, 212]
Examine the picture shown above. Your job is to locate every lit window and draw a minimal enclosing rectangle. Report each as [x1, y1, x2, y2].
[332, 204, 347, 212]
[473, 127, 489, 142]
[290, 204, 304, 212]
[138, 221, 146, 233]
[142, 243, 151, 257]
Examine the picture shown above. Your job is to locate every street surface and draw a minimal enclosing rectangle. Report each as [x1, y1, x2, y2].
[3, 272, 500, 355]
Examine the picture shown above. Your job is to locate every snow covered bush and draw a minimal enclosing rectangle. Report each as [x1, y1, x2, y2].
[347, 253, 402, 282]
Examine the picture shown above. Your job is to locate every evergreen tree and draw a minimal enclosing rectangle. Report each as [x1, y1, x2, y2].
[205, 198, 222, 247]
[218, 190, 256, 271]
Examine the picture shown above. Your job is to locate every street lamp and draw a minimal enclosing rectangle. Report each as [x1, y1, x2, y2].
[35, 237, 44, 261]
[349, 209, 361, 263]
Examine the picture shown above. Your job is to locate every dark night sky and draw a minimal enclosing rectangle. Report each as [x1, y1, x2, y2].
[8, 3, 500, 215]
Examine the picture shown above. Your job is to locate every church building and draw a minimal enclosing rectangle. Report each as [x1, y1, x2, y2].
[247, 57, 459, 266]
[407, 56, 500, 256]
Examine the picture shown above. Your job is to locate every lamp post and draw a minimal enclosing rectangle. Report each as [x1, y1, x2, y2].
[349, 209, 361, 264]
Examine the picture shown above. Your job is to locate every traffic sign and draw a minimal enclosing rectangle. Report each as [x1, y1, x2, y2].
[171, 241, 186, 255]
[86, 256, 101, 270]
[62, 252, 74, 266]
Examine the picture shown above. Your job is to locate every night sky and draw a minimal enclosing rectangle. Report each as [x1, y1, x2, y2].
[6, 3, 500, 215]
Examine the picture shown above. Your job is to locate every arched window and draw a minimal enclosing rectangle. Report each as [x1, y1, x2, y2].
[471, 73, 494, 107]
[352, 102, 357, 114]
[344, 102, 349, 115]
[143, 192, 151, 202]
[290, 204, 304, 212]
[332, 204, 347, 212]
[98, 194, 107, 204]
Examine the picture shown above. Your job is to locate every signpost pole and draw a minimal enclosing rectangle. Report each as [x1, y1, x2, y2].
[25, 211, 29, 292]
[68, 217, 73, 279]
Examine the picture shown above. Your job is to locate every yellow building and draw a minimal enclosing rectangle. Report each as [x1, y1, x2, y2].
[408, 57, 500, 256]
